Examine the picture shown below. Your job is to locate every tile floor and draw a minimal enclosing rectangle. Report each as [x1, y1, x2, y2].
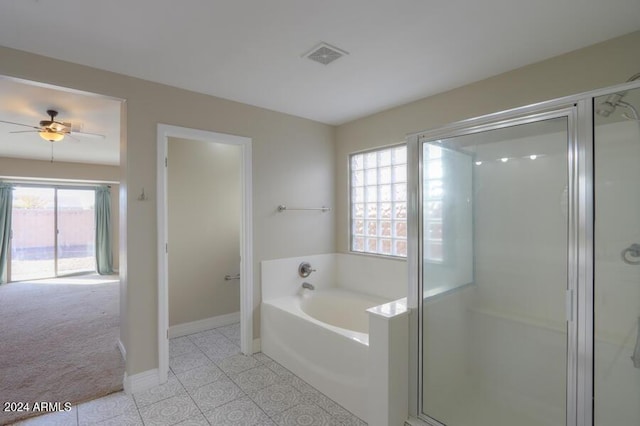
[15, 323, 367, 426]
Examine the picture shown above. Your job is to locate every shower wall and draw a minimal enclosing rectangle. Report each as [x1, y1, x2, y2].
[594, 118, 640, 425]
[469, 130, 568, 423]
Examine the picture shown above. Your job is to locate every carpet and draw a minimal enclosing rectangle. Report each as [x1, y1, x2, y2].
[0, 274, 124, 425]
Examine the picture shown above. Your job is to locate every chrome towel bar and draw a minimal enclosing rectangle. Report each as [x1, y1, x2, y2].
[224, 274, 240, 281]
[277, 204, 331, 213]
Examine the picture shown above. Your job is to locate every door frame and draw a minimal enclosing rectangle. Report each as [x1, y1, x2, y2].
[409, 107, 581, 426]
[156, 124, 253, 383]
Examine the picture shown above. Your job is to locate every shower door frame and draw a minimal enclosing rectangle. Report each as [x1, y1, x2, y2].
[407, 79, 640, 426]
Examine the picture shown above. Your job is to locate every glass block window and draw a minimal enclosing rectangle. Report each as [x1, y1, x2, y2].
[350, 144, 407, 257]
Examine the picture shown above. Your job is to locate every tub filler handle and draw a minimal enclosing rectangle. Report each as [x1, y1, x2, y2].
[298, 262, 316, 278]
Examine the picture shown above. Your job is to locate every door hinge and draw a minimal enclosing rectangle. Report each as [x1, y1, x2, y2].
[165, 243, 168, 253]
[165, 157, 168, 167]
[167, 329, 169, 339]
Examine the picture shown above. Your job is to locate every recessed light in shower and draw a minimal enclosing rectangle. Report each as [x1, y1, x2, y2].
[529, 155, 538, 160]
[501, 157, 509, 163]
[475, 161, 482, 166]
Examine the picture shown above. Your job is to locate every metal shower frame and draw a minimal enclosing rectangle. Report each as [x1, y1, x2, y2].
[406, 78, 640, 426]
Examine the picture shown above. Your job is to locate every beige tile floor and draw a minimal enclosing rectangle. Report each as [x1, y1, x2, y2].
[14, 323, 367, 426]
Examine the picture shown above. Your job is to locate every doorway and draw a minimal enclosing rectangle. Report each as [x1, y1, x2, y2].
[0, 74, 125, 424]
[157, 124, 253, 384]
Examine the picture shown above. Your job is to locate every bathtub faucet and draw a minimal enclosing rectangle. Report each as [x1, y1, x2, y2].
[302, 282, 315, 290]
[298, 262, 316, 278]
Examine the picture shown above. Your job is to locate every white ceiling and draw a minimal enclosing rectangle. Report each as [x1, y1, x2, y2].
[0, 78, 120, 165]
[0, 1, 638, 168]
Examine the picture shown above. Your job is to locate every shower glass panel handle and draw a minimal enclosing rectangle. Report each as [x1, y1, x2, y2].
[594, 86, 640, 425]
[418, 115, 571, 426]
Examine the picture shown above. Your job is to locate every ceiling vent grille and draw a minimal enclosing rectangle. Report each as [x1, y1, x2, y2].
[303, 42, 349, 65]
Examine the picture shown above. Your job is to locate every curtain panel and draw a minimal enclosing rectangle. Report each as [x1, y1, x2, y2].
[95, 186, 113, 275]
[0, 184, 12, 284]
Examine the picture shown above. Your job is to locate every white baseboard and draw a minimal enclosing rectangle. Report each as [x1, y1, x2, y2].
[252, 338, 261, 353]
[169, 311, 240, 338]
[123, 368, 161, 394]
[117, 339, 126, 361]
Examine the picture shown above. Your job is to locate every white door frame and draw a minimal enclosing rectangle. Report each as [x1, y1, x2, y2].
[157, 124, 253, 383]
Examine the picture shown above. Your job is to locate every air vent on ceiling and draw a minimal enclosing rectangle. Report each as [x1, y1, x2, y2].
[303, 42, 349, 65]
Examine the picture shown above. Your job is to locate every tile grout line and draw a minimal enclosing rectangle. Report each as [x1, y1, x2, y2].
[157, 325, 365, 425]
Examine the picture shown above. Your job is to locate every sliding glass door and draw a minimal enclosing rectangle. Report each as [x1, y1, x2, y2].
[10, 186, 96, 281]
[10, 187, 56, 281]
[57, 189, 96, 275]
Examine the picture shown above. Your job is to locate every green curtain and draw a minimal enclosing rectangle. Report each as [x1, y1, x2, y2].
[95, 185, 114, 275]
[0, 184, 12, 284]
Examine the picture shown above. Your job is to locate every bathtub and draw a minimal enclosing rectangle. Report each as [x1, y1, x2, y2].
[261, 287, 389, 420]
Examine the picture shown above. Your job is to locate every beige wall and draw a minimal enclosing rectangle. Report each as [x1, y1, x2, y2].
[0, 45, 335, 375]
[167, 137, 241, 326]
[335, 30, 640, 253]
[0, 157, 120, 270]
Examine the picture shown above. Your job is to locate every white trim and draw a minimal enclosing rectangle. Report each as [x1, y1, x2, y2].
[157, 124, 254, 385]
[123, 368, 161, 395]
[252, 338, 261, 353]
[117, 339, 126, 361]
[169, 312, 240, 338]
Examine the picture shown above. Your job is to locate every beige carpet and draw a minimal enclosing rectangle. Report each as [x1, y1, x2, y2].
[0, 274, 124, 425]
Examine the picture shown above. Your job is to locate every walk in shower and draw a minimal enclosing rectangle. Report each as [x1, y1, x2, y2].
[408, 79, 640, 426]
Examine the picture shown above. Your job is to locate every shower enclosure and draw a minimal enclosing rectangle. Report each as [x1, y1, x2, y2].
[408, 79, 640, 426]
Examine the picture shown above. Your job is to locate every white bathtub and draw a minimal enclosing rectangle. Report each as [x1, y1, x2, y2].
[261, 287, 389, 419]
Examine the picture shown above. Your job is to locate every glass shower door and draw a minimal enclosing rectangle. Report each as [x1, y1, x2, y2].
[418, 114, 573, 426]
[594, 86, 640, 425]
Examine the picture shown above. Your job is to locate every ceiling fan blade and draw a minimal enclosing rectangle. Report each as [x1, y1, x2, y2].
[0, 119, 41, 130]
[9, 130, 40, 134]
[71, 131, 106, 139]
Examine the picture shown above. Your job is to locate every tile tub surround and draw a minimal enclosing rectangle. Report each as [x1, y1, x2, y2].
[15, 323, 366, 426]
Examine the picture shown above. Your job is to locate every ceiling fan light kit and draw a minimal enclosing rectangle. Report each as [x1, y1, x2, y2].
[39, 129, 65, 142]
[1, 108, 105, 143]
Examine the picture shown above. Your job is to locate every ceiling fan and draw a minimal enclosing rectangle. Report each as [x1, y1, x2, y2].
[0, 109, 106, 142]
